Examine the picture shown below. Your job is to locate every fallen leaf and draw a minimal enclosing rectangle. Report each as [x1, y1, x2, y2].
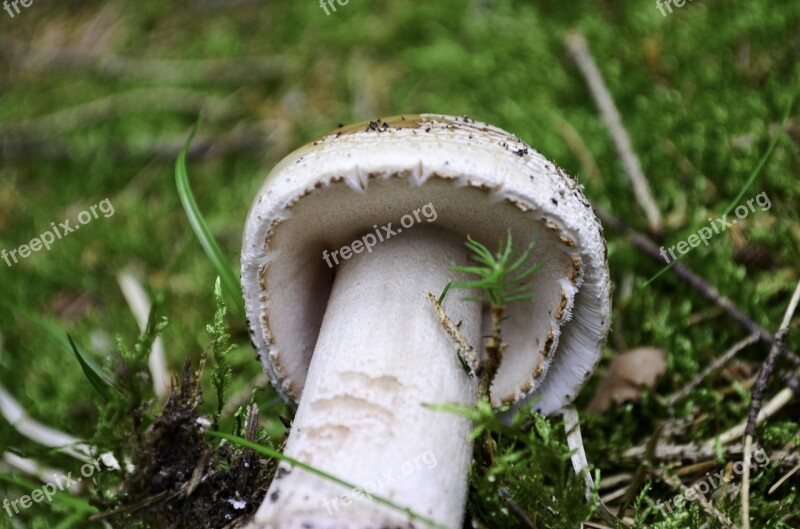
[587, 347, 667, 413]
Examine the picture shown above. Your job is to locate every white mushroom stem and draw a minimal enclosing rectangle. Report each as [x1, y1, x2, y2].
[250, 228, 481, 529]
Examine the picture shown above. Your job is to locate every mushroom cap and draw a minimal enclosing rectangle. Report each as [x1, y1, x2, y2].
[241, 114, 611, 415]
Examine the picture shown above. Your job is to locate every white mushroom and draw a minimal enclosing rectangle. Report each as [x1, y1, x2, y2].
[241, 114, 611, 529]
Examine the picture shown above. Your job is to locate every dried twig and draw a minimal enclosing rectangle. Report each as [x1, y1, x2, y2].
[0, 386, 94, 462]
[0, 37, 291, 85]
[88, 490, 172, 521]
[428, 292, 498, 468]
[0, 88, 237, 137]
[565, 31, 662, 234]
[710, 387, 796, 447]
[595, 208, 796, 362]
[556, 118, 602, 183]
[497, 488, 535, 529]
[598, 473, 635, 490]
[650, 466, 739, 529]
[0, 124, 275, 161]
[236, 403, 260, 495]
[564, 407, 632, 528]
[1, 452, 77, 492]
[563, 406, 595, 501]
[665, 333, 760, 408]
[427, 293, 480, 377]
[620, 424, 663, 516]
[221, 372, 270, 418]
[743, 278, 800, 439]
[768, 462, 800, 494]
[623, 442, 799, 468]
[741, 278, 800, 529]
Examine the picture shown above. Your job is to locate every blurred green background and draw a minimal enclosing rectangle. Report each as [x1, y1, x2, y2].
[0, 0, 798, 527]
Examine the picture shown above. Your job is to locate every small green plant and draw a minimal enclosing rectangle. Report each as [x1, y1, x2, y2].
[208, 276, 235, 429]
[444, 232, 541, 307]
[429, 234, 599, 528]
[93, 309, 167, 457]
[89, 308, 168, 506]
[440, 232, 540, 396]
[427, 400, 594, 529]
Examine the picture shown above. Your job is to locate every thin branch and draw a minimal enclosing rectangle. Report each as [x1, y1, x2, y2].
[0, 386, 94, 462]
[556, 119, 602, 183]
[665, 333, 760, 408]
[1, 452, 77, 492]
[564, 407, 633, 528]
[0, 37, 292, 85]
[707, 387, 795, 447]
[741, 278, 800, 529]
[563, 406, 595, 501]
[650, 467, 739, 529]
[595, 208, 796, 360]
[565, 31, 663, 234]
[0, 124, 275, 161]
[744, 278, 800, 438]
[497, 488, 535, 529]
[768, 462, 800, 494]
[235, 403, 259, 496]
[0, 88, 237, 136]
[623, 442, 799, 468]
[221, 372, 269, 418]
[427, 292, 480, 377]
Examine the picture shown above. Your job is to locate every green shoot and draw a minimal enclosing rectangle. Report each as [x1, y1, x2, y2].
[208, 277, 235, 430]
[441, 232, 540, 397]
[93, 309, 168, 468]
[424, 399, 594, 529]
[67, 335, 119, 402]
[446, 232, 540, 307]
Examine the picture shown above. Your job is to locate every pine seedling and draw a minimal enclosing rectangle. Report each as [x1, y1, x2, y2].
[443, 232, 540, 397]
[207, 276, 235, 430]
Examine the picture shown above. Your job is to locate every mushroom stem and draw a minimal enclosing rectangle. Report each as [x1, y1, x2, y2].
[250, 227, 481, 529]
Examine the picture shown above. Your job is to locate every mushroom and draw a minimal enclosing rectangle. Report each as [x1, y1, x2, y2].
[241, 114, 611, 528]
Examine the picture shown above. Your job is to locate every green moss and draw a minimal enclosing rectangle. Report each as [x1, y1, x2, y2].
[1, 0, 798, 526]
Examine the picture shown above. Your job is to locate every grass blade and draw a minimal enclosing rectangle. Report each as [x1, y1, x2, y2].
[67, 335, 117, 401]
[643, 88, 798, 286]
[206, 431, 453, 529]
[0, 472, 97, 512]
[175, 117, 245, 315]
[53, 511, 90, 529]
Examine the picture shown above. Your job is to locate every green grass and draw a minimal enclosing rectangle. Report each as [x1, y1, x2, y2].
[0, 0, 798, 527]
